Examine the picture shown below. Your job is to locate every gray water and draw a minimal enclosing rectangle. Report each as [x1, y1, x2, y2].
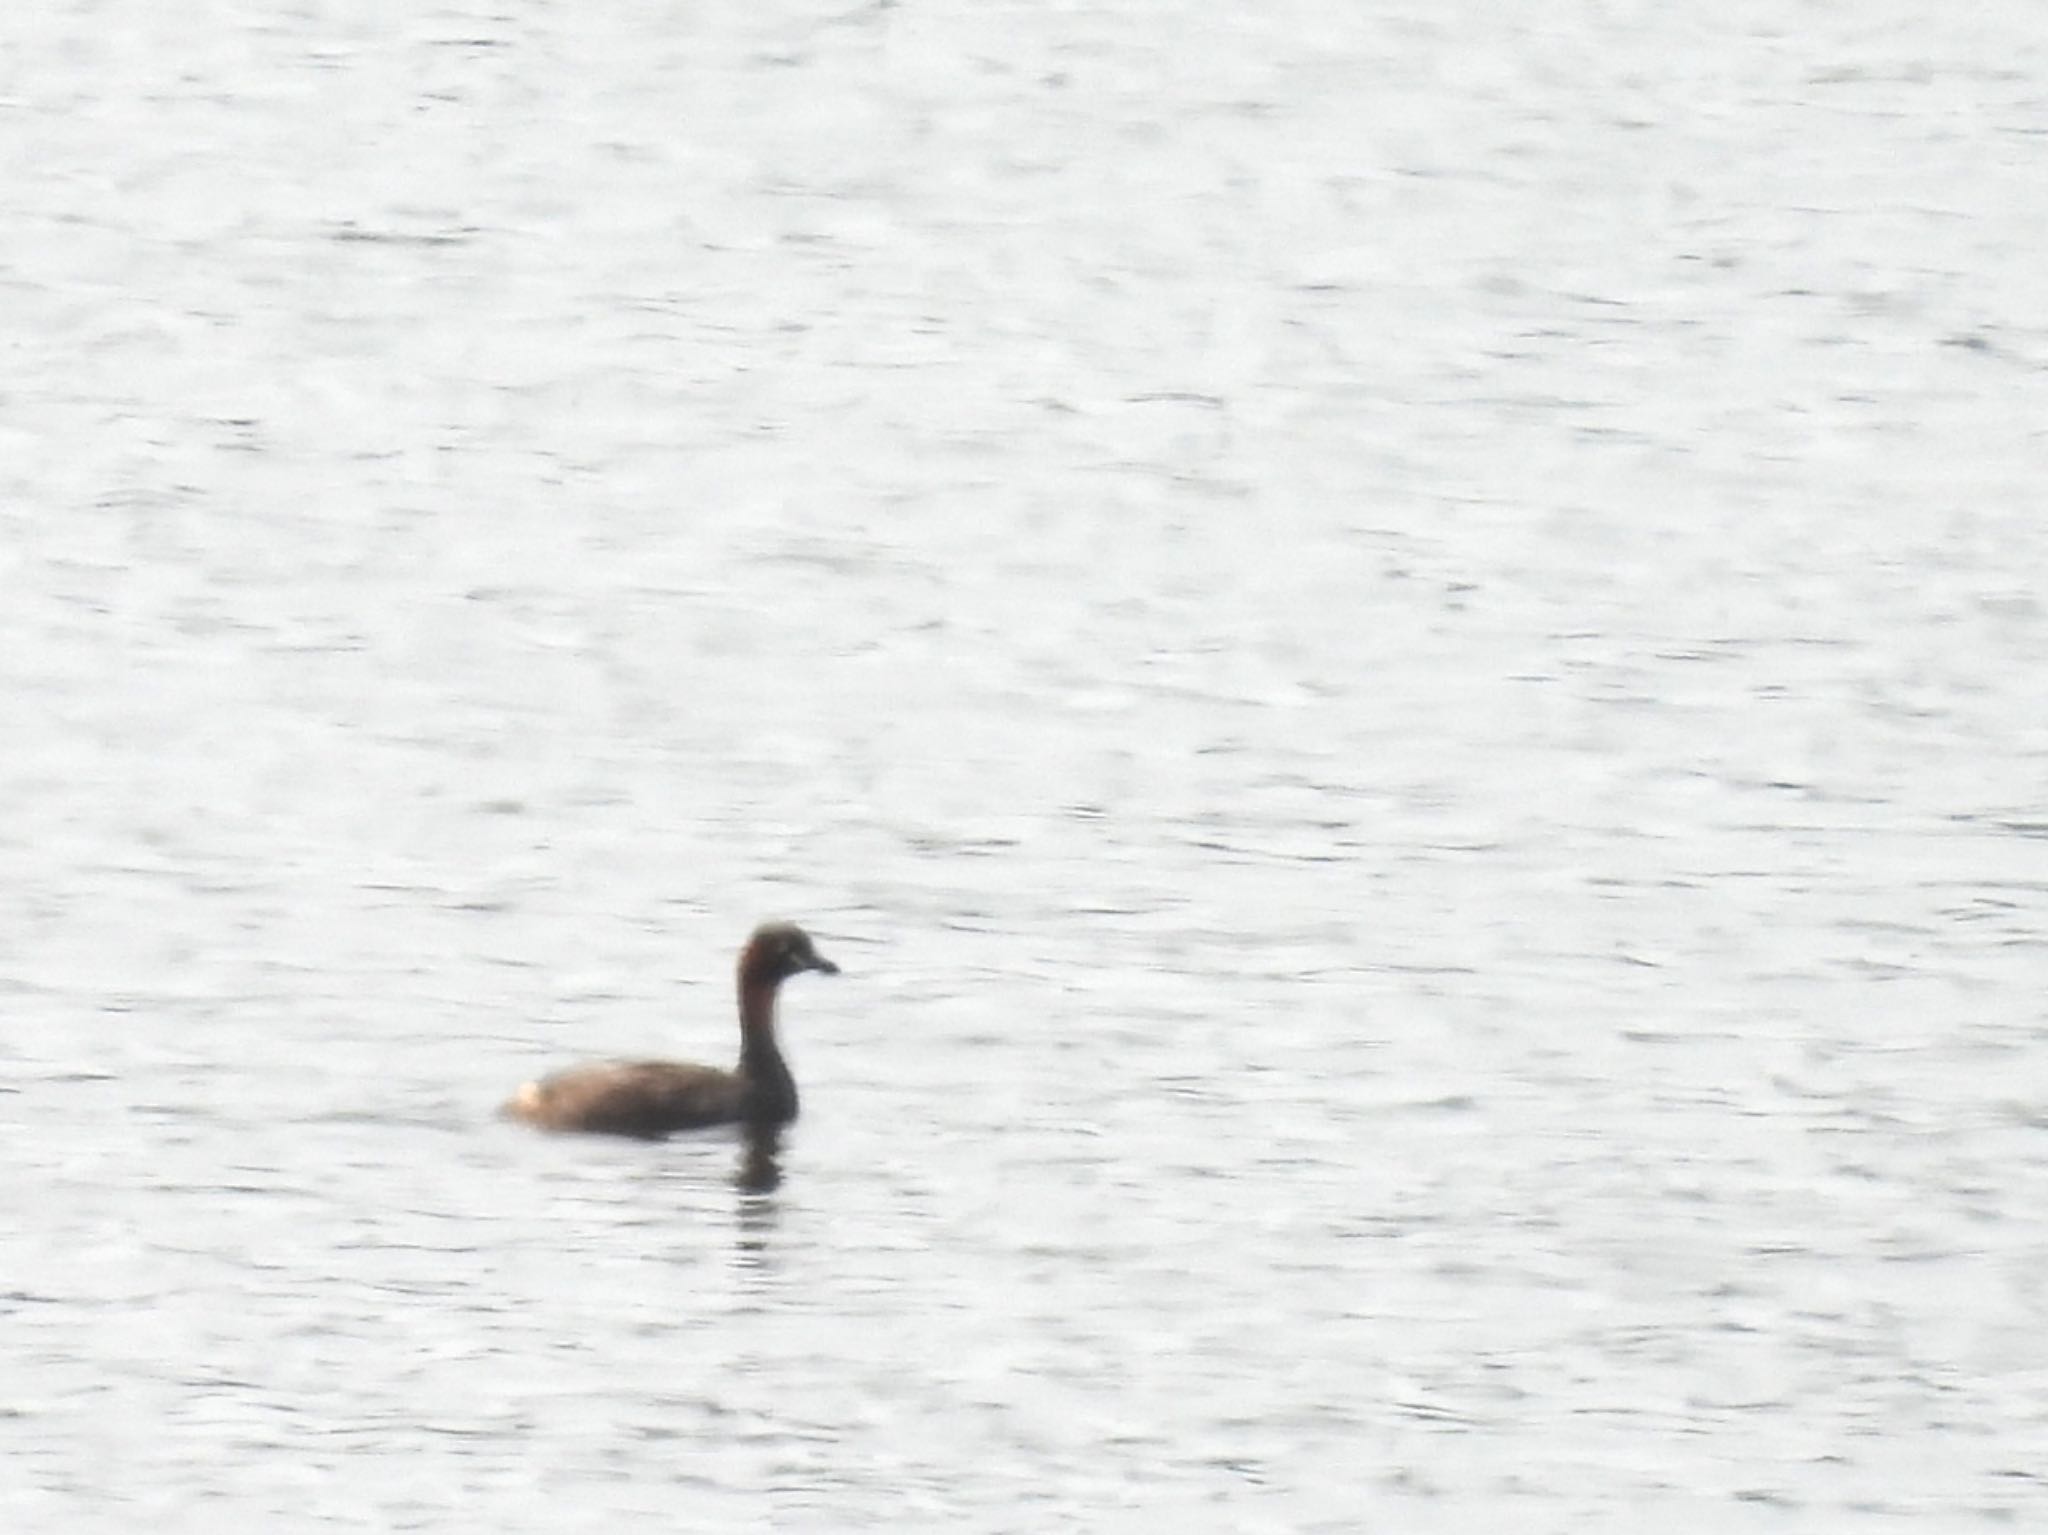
[5, 3, 2047, 1529]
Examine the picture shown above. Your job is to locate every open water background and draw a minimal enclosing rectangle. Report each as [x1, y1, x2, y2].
[4, 3, 2047, 1529]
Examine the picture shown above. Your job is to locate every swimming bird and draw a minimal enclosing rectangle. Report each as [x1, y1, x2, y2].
[502, 920, 837, 1139]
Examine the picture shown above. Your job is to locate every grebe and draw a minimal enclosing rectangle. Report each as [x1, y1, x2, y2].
[502, 921, 837, 1139]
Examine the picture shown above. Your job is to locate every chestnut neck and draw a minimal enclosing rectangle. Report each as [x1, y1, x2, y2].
[736, 962, 797, 1124]
[737, 969, 785, 1048]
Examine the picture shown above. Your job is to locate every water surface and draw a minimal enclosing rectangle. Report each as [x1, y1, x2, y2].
[4, 3, 2046, 1530]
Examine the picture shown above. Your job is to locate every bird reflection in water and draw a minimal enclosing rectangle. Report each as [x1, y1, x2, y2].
[734, 1123, 784, 1270]
[737, 1121, 784, 1194]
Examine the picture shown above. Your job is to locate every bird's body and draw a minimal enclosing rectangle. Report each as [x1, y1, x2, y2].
[505, 1059, 758, 1138]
